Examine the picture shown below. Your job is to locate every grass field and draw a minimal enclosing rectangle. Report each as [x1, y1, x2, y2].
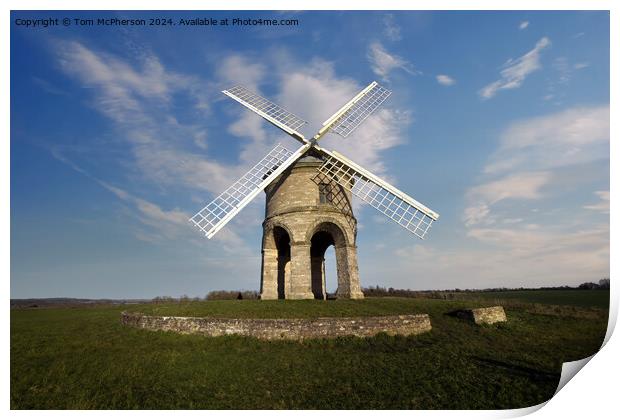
[11, 292, 609, 409]
[449, 289, 610, 309]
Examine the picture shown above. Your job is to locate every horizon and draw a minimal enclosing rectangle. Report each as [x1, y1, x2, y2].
[11, 279, 610, 301]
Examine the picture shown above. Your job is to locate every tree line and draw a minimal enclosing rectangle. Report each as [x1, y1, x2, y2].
[151, 278, 610, 302]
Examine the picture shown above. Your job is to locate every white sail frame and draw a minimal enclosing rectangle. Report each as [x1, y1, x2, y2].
[314, 146, 439, 239]
[315, 81, 392, 140]
[222, 86, 308, 144]
[192, 80, 438, 240]
[190, 143, 311, 238]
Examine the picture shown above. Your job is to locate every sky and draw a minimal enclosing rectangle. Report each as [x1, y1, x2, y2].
[10, 10, 610, 298]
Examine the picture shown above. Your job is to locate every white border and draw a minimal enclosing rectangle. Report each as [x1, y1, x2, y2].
[4, 1, 617, 419]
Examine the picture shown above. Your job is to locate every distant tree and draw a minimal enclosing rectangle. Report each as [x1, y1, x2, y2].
[578, 282, 599, 290]
[152, 296, 175, 304]
[599, 279, 610, 289]
[207, 290, 259, 300]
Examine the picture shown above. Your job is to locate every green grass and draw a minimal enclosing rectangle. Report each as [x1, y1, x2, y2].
[450, 289, 610, 309]
[11, 296, 608, 409]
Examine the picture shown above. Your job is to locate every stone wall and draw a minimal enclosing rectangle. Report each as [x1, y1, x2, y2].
[121, 312, 432, 340]
[453, 306, 507, 325]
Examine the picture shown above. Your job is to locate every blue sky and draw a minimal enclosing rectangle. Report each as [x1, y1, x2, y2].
[10, 10, 610, 298]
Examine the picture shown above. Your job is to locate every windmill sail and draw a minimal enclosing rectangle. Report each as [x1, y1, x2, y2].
[222, 85, 308, 143]
[190, 143, 311, 238]
[191, 80, 438, 242]
[314, 148, 439, 239]
[316, 81, 391, 140]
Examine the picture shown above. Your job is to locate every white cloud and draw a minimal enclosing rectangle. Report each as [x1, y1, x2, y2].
[382, 14, 402, 41]
[462, 204, 491, 227]
[276, 58, 411, 176]
[436, 74, 456, 86]
[466, 226, 608, 258]
[463, 104, 609, 235]
[367, 42, 419, 81]
[56, 40, 206, 122]
[485, 105, 610, 174]
[99, 176, 248, 250]
[49, 148, 217, 246]
[574, 62, 590, 70]
[584, 190, 610, 213]
[388, 223, 609, 288]
[468, 172, 550, 204]
[215, 54, 265, 92]
[463, 172, 550, 226]
[456, 104, 609, 287]
[519, 21, 529, 30]
[55, 40, 252, 196]
[479, 37, 550, 99]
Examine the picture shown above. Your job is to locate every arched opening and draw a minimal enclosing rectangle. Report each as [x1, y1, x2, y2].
[310, 231, 333, 300]
[324, 246, 338, 298]
[273, 226, 290, 299]
[310, 220, 350, 300]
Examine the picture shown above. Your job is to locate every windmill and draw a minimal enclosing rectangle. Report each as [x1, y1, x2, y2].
[190, 81, 439, 300]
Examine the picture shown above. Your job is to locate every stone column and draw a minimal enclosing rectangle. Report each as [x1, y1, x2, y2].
[311, 256, 325, 300]
[260, 248, 279, 300]
[335, 245, 364, 299]
[288, 243, 314, 299]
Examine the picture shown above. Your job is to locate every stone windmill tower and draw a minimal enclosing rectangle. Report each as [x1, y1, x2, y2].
[261, 153, 362, 300]
[190, 82, 440, 300]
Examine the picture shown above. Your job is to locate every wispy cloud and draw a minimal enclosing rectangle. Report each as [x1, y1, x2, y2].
[382, 14, 402, 41]
[583, 190, 610, 214]
[53, 145, 252, 251]
[32, 76, 68, 96]
[479, 37, 550, 99]
[553, 57, 573, 84]
[216, 54, 265, 92]
[485, 105, 610, 174]
[519, 21, 529, 30]
[367, 42, 419, 81]
[276, 57, 411, 176]
[55, 40, 247, 195]
[101, 181, 191, 239]
[458, 104, 609, 286]
[54, 40, 411, 246]
[392, 223, 609, 288]
[100, 181, 248, 252]
[436, 74, 456, 86]
[463, 171, 550, 226]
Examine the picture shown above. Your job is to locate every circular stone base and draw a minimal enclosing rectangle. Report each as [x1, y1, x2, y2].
[121, 312, 432, 340]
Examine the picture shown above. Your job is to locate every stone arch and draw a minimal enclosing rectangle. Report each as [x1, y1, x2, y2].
[262, 221, 295, 250]
[305, 217, 355, 247]
[260, 222, 294, 300]
[308, 221, 362, 299]
[272, 226, 291, 299]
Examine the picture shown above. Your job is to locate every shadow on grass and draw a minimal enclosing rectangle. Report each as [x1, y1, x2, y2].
[472, 356, 559, 382]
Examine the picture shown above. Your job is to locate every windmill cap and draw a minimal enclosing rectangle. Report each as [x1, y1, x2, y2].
[297, 155, 323, 164]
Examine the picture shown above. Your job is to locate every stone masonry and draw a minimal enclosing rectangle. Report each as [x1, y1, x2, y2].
[260, 153, 364, 300]
[453, 306, 508, 325]
[121, 312, 432, 340]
